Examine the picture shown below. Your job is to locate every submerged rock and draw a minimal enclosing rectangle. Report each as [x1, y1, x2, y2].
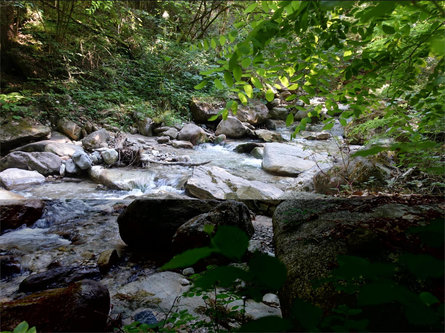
[262, 143, 317, 176]
[0, 195, 44, 234]
[1, 280, 110, 332]
[19, 265, 101, 292]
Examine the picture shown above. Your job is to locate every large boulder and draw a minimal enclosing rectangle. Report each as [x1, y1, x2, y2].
[0, 117, 51, 153]
[177, 123, 207, 145]
[262, 143, 318, 176]
[101, 149, 119, 165]
[273, 196, 444, 318]
[0, 151, 62, 175]
[269, 107, 289, 121]
[0, 168, 45, 190]
[215, 116, 249, 139]
[57, 119, 82, 140]
[44, 142, 83, 157]
[72, 150, 92, 170]
[190, 98, 223, 123]
[82, 129, 111, 150]
[185, 165, 284, 200]
[236, 100, 269, 125]
[0, 280, 110, 332]
[117, 199, 217, 251]
[254, 129, 285, 142]
[0, 192, 44, 234]
[19, 266, 101, 293]
[172, 201, 254, 253]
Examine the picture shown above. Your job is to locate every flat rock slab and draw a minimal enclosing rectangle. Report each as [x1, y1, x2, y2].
[185, 165, 284, 200]
[0, 168, 45, 190]
[0, 118, 51, 153]
[262, 143, 322, 176]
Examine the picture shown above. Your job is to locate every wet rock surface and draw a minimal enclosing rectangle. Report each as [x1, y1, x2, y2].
[0, 197, 44, 234]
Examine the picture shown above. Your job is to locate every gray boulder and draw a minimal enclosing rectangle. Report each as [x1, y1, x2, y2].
[0, 151, 62, 175]
[254, 129, 285, 142]
[235, 100, 269, 125]
[215, 116, 249, 138]
[137, 117, 154, 136]
[82, 129, 111, 150]
[262, 143, 317, 176]
[269, 107, 289, 121]
[57, 119, 82, 140]
[190, 98, 222, 123]
[0, 117, 51, 153]
[177, 124, 207, 145]
[72, 150, 92, 170]
[65, 159, 80, 175]
[0, 168, 45, 190]
[172, 201, 254, 253]
[101, 149, 119, 165]
[117, 199, 217, 251]
[273, 197, 444, 317]
[170, 140, 194, 149]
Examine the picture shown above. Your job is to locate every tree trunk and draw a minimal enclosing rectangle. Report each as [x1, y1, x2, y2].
[0, 2, 15, 52]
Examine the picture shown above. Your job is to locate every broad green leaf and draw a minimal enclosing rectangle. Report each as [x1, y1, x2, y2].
[285, 94, 297, 101]
[233, 65, 242, 82]
[241, 58, 252, 68]
[13, 321, 29, 333]
[279, 76, 289, 87]
[231, 100, 239, 113]
[219, 35, 226, 46]
[194, 81, 207, 90]
[161, 247, 215, 270]
[238, 92, 248, 105]
[323, 122, 334, 130]
[249, 252, 287, 289]
[286, 113, 294, 126]
[419, 292, 440, 306]
[244, 2, 258, 14]
[399, 254, 444, 279]
[244, 84, 253, 98]
[352, 146, 387, 157]
[224, 71, 234, 87]
[303, 85, 315, 95]
[214, 79, 224, 90]
[291, 298, 323, 331]
[265, 89, 275, 102]
[382, 24, 395, 34]
[193, 266, 248, 289]
[288, 83, 299, 90]
[300, 96, 310, 104]
[211, 226, 249, 259]
[203, 39, 209, 50]
[210, 38, 217, 49]
[251, 77, 263, 89]
[343, 50, 353, 57]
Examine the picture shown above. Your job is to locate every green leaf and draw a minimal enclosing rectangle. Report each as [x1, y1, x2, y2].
[288, 83, 299, 90]
[211, 226, 249, 259]
[300, 96, 310, 104]
[214, 79, 224, 90]
[244, 84, 253, 98]
[419, 292, 440, 306]
[238, 92, 248, 105]
[323, 122, 334, 130]
[286, 113, 294, 127]
[285, 94, 297, 101]
[203, 224, 215, 235]
[13, 322, 29, 333]
[251, 77, 263, 89]
[382, 24, 395, 34]
[399, 254, 444, 279]
[224, 71, 234, 87]
[279, 76, 289, 87]
[265, 89, 275, 102]
[233, 65, 242, 82]
[241, 57, 252, 68]
[210, 38, 217, 49]
[358, 282, 411, 306]
[194, 81, 207, 90]
[291, 298, 323, 331]
[249, 252, 287, 290]
[161, 247, 215, 270]
[194, 266, 248, 289]
[244, 2, 258, 14]
[219, 35, 226, 46]
[352, 146, 387, 157]
[343, 50, 353, 57]
[303, 85, 315, 95]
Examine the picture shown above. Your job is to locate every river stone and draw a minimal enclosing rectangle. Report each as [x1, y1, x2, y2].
[265, 119, 286, 130]
[19, 266, 101, 292]
[215, 116, 248, 138]
[269, 107, 289, 121]
[97, 249, 119, 274]
[101, 149, 119, 165]
[0, 280, 110, 332]
[172, 201, 254, 254]
[273, 196, 444, 318]
[57, 119, 82, 140]
[0, 255, 21, 279]
[137, 117, 154, 137]
[117, 199, 217, 252]
[190, 97, 222, 123]
[234, 142, 263, 154]
[72, 150, 92, 170]
[185, 165, 283, 200]
[154, 127, 178, 139]
[65, 159, 80, 175]
[235, 100, 269, 125]
[0, 151, 62, 175]
[262, 143, 316, 176]
[170, 140, 194, 149]
[262, 293, 280, 307]
[214, 134, 226, 144]
[0, 168, 45, 190]
[177, 123, 207, 145]
[0, 196, 44, 234]
[0, 117, 51, 153]
[251, 147, 264, 159]
[303, 131, 331, 140]
[254, 129, 285, 142]
[82, 129, 111, 150]
[44, 142, 83, 157]
[156, 136, 170, 144]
